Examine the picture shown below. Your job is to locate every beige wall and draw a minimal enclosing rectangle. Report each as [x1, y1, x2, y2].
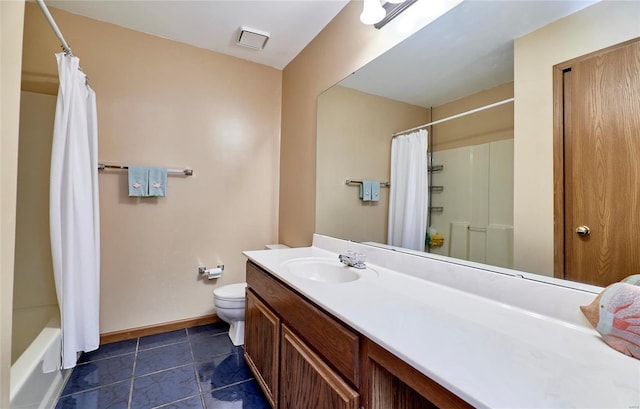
[22, 4, 282, 333]
[1, 0, 26, 405]
[432, 82, 513, 151]
[279, 0, 461, 247]
[513, 1, 640, 276]
[12, 92, 58, 363]
[316, 86, 428, 243]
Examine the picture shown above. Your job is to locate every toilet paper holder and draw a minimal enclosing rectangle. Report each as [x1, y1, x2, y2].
[198, 264, 224, 279]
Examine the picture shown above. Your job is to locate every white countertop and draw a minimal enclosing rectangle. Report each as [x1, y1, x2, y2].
[244, 240, 640, 408]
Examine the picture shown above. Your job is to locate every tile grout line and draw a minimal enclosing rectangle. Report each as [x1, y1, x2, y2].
[150, 393, 203, 409]
[187, 327, 209, 409]
[209, 377, 255, 393]
[138, 339, 189, 352]
[127, 337, 140, 409]
[58, 378, 131, 398]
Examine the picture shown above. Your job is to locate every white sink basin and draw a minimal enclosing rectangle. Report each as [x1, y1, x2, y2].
[281, 257, 377, 283]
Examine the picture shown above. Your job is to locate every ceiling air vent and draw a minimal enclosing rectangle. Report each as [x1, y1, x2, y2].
[237, 27, 270, 50]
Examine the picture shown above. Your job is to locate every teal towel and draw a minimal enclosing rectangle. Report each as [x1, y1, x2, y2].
[361, 181, 372, 201]
[370, 181, 380, 202]
[148, 167, 167, 197]
[128, 166, 148, 197]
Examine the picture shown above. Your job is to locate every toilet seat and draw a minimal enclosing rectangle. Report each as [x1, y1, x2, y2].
[214, 283, 247, 301]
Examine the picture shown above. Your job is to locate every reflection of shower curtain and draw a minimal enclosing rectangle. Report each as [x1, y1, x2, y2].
[387, 130, 428, 251]
[50, 53, 100, 369]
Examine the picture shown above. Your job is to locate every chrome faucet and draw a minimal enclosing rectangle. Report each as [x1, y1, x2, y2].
[338, 251, 366, 269]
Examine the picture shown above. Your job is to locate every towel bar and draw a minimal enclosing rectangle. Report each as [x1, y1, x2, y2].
[98, 163, 193, 176]
[345, 179, 390, 187]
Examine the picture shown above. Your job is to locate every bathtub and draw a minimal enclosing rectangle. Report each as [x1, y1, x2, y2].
[10, 309, 68, 409]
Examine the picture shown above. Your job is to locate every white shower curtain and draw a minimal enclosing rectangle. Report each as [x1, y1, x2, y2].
[50, 53, 100, 369]
[387, 130, 428, 251]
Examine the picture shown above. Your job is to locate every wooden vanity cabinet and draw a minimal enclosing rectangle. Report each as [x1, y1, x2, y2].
[245, 260, 470, 409]
[244, 290, 280, 408]
[245, 261, 359, 409]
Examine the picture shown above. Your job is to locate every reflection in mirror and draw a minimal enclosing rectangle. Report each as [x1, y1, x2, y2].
[316, 0, 639, 286]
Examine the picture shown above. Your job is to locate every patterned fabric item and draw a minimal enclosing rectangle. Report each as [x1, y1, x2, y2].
[581, 281, 640, 359]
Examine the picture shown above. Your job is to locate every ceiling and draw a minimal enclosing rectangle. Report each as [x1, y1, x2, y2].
[44, 0, 599, 103]
[46, 0, 350, 70]
[339, 0, 597, 108]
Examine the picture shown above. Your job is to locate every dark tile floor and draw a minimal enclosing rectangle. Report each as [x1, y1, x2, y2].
[55, 322, 270, 409]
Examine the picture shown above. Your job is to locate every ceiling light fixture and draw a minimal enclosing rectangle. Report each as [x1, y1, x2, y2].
[374, 0, 418, 29]
[360, 0, 419, 29]
[360, 0, 386, 25]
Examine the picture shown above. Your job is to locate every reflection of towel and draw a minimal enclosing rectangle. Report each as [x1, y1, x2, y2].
[128, 166, 148, 197]
[148, 167, 167, 197]
[361, 181, 372, 201]
[370, 181, 380, 202]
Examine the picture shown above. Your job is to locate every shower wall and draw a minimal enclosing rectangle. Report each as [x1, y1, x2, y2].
[12, 91, 58, 363]
[429, 139, 514, 268]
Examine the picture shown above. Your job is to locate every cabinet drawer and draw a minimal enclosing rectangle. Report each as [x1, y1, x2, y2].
[247, 261, 360, 386]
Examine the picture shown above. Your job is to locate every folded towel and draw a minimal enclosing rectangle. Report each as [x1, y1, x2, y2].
[148, 167, 168, 197]
[361, 181, 372, 201]
[370, 181, 380, 202]
[128, 166, 148, 197]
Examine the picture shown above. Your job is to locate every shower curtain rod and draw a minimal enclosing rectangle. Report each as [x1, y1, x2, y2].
[392, 97, 514, 138]
[36, 0, 74, 56]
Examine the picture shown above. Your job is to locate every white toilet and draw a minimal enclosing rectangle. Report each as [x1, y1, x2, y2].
[214, 282, 248, 346]
[213, 244, 288, 346]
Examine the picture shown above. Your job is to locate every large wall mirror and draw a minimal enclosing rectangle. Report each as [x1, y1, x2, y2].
[316, 0, 640, 288]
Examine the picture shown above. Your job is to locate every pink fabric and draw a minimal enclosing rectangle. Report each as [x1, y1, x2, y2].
[594, 283, 640, 359]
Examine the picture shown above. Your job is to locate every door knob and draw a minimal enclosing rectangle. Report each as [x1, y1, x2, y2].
[576, 225, 591, 236]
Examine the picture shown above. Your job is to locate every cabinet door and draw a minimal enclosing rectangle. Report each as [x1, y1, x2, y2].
[364, 340, 471, 409]
[280, 325, 359, 409]
[244, 290, 280, 408]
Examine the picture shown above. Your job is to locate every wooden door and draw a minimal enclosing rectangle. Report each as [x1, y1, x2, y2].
[279, 325, 359, 409]
[244, 290, 280, 408]
[555, 38, 640, 286]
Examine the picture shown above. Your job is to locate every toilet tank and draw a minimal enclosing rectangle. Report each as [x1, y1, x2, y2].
[265, 244, 289, 250]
